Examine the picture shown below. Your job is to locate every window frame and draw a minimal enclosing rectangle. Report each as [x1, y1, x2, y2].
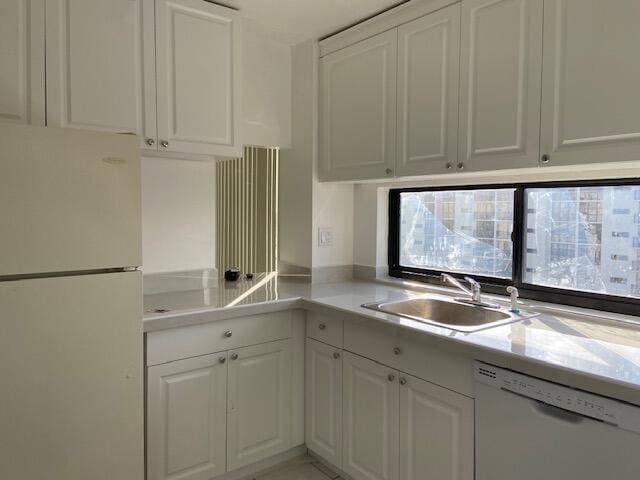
[388, 178, 640, 316]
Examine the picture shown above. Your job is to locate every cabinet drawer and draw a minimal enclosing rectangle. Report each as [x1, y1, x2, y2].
[306, 311, 343, 347]
[395, 328, 473, 397]
[344, 316, 473, 396]
[343, 315, 401, 368]
[146, 311, 292, 366]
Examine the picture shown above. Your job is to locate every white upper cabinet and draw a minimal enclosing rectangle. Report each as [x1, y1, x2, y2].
[155, 0, 241, 158]
[540, 0, 640, 167]
[342, 352, 399, 480]
[319, 30, 398, 181]
[458, 0, 543, 172]
[305, 338, 343, 468]
[396, 4, 461, 177]
[399, 374, 474, 480]
[147, 353, 228, 480]
[226, 340, 292, 471]
[0, 0, 45, 125]
[34, 0, 241, 158]
[46, 0, 156, 150]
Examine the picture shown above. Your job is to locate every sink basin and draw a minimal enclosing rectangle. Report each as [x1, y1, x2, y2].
[362, 297, 532, 332]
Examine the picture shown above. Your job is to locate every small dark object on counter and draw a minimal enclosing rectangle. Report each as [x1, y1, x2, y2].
[245, 273, 254, 280]
[224, 268, 240, 281]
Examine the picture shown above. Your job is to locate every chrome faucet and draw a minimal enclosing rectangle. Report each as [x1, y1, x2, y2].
[440, 273, 498, 308]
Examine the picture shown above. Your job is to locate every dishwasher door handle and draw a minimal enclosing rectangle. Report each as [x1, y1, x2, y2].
[532, 400, 585, 424]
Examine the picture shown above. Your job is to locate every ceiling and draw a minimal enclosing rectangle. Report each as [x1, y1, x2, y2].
[218, 0, 408, 45]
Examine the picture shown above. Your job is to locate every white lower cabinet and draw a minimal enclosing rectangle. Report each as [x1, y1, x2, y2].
[342, 352, 399, 480]
[308, 336, 474, 480]
[147, 352, 228, 480]
[399, 374, 474, 480]
[147, 338, 294, 480]
[227, 339, 292, 470]
[305, 338, 343, 468]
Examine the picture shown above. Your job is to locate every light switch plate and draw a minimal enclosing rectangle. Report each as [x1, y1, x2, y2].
[318, 227, 333, 247]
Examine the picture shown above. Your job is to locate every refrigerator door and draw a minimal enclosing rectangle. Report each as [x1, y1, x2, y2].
[0, 271, 143, 480]
[0, 124, 141, 276]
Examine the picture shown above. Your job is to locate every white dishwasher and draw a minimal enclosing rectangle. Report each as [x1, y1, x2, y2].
[475, 362, 640, 480]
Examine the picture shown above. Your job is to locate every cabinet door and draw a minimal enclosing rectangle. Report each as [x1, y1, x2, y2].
[305, 339, 343, 468]
[396, 4, 460, 177]
[227, 339, 292, 470]
[155, 0, 241, 157]
[399, 374, 474, 480]
[319, 30, 397, 181]
[147, 352, 228, 480]
[540, 0, 640, 166]
[46, 0, 156, 149]
[0, 0, 45, 125]
[458, 0, 543, 171]
[343, 352, 399, 480]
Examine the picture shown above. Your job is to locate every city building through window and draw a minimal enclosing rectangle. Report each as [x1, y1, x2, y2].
[388, 180, 640, 315]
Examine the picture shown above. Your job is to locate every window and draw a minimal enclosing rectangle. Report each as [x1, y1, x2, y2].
[389, 180, 640, 315]
[524, 185, 640, 298]
[397, 189, 514, 279]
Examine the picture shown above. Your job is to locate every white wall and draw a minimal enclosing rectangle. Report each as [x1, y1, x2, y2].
[279, 40, 355, 275]
[278, 41, 315, 272]
[313, 182, 354, 268]
[141, 157, 216, 274]
[353, 184, 382, 268]
[242, 20, 292, 148]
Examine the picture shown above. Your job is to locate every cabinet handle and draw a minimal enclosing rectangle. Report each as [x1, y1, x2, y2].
[145, 138, 155, 146]
[230, 353, 238, 360]
[399, 377, 407, 386]
[388, 373, 395, 382]
[333, 352, 340, 359]
[457, 162, 464, 170]
[224, 330, 233, 338]
[219, 356, 226, 364]
[393, 347, 402, 355]
[160, 140, 169, 148]
[385, 168, 393, 175]
[445, 162, 452, 170]
[318, 323, 326, 330]
[541, 154, 550, 164]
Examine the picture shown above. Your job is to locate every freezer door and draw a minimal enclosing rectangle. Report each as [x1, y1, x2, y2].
[476, 382, 640, 480]
[0, 272, 143, 480]
[0, 124, 141, 276]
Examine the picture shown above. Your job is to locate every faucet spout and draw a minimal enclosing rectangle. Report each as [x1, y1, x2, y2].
[440, 273, 473, 296]
[441, 273, 497, 308]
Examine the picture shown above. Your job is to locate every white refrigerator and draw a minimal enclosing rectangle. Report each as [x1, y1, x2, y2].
[0, 124, 144, 480]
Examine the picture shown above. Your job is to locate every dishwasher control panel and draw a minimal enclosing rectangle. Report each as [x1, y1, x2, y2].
[475, 362, 640, 435]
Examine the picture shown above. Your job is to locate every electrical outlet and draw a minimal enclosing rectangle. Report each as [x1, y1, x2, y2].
[318, 227, 334, 247]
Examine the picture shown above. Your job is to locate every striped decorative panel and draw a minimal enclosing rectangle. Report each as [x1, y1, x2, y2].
[216, 146, 279, 275]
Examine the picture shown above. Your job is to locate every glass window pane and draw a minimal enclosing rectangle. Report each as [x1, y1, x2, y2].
[524, 185, 640, 299]
[399, 189, 515, 278]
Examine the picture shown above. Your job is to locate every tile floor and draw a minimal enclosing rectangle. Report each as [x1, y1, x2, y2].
[243, 455, 343, 480]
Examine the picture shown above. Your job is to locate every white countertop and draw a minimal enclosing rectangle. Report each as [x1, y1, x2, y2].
[144, 273, 640, 401]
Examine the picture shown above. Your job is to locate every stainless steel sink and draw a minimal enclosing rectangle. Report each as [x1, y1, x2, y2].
[362, 297, 535, 332]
